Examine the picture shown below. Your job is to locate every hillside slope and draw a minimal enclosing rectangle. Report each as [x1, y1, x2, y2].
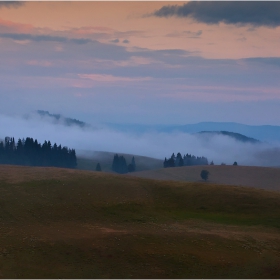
[197, 131, 260, 143]
[77, 150, 163, 172]
[128, 165, 280, 191]
[0, 165, 280, 278]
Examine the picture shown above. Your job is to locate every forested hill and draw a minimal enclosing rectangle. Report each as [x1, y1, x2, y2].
[0, 136, 77, 168]
[197, 131, 260, 143]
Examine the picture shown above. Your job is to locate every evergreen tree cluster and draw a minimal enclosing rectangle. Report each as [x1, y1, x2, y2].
[164, 152, 208, 168]
[0, 136, 77, 168]
[112, 154, 136, 174]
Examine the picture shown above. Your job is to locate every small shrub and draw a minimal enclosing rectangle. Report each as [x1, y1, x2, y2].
[200, 170, 209, 181]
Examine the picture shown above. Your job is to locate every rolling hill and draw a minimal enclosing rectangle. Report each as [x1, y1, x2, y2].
[0, 164, 280, 278]
[76, 150, 163, 172]
[197, 131, 260, 143]
[128, 165, 280, 192]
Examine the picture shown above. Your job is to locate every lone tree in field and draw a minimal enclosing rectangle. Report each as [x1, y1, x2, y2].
[233, 161, 238, 166]
[200, 170, 209, 181]
[96, 163, 102, 171]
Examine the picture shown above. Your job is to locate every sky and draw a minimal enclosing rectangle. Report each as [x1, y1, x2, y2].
[1, 1, 280, 126]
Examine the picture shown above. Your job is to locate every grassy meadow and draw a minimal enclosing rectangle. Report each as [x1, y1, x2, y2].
[0, 165, 280, 278]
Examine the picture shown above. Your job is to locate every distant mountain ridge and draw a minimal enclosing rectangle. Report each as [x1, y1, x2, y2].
[33, 111, 280, 142]
[106, 122, 280, 142]
[37, 110, 88, 128]
[197, 131, 260, 144]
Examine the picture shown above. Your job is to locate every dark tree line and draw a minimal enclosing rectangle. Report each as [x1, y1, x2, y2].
[0, 136, 77, 168]
[112, 154, 136, 174]
[164, 152, 208, 168]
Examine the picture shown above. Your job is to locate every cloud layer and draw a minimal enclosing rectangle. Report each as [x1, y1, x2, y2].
[0, 2, 280, 126]
[153, 2, 280, 27]
[1, 114, 280, 167]
[0, 32, 92, 44]
[0, 2, 24, 9]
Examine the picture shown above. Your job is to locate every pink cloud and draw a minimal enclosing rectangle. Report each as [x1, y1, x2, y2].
[0, 18, 34, 33]
[70, 26, 114, 35]
[1, 74, 151, 90]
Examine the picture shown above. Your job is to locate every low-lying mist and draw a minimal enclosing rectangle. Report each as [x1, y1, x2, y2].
[1, 113, 280, 167]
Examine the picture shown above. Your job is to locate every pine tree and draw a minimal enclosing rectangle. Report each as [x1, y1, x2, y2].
[0, 136, 77, 169]
[128, 156, 136, 172]
[131, 156, 136, 171]
[164, 157, 168, 168]
[96, 163, 102, 171]
[176, 153, 184, 167]
[112, 154, 119, 172]
[118, 156, 128, 174]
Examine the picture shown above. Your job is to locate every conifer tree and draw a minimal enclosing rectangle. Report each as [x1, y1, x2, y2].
[164, 157, 168, 168]
[96, 163, 102, 171]
[128, 156, 136, 172]
[112, 154, 128, 174]
[0, 136, 77, 169]
[131, 156, 136, 171]
[112, 154, 119, 172]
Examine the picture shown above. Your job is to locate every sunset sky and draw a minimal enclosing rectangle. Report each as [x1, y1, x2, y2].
[1, 1, 280, 125]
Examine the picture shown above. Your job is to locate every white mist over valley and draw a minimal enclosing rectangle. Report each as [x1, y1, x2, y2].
[1, 112, 280, 167]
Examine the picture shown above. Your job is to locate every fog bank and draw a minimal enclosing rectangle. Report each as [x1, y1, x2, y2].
[1, 114, 280, 167]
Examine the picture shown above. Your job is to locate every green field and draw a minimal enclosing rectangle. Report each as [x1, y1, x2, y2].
[0, 165, 280, 278]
